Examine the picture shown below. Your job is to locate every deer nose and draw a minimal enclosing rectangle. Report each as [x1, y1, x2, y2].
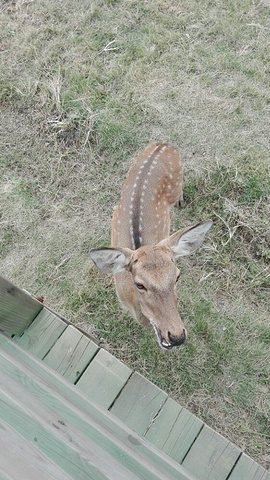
[168, 329, 186, 346]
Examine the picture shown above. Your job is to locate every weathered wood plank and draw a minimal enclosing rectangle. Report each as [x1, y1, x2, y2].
[182, 424, 241, 480]
[0, 469, 13, 480]
[15, 308, 67, 358]
[145, 397, 203, 462]
[110, 372, 167, 436]
[43, 325, 99, 383]
[0, 419, 73, 480]
[0, 276, 42, 335]
[0, 369, 142, 480]
[0, 333, 197, 480]
[76, 348, 132, 408]
[228, 453, 270, 480]
[0, 348, 196, 480]
[0, 350, 188, 480]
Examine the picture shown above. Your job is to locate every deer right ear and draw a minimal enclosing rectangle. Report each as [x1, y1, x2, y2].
[89, 247, 132, 274]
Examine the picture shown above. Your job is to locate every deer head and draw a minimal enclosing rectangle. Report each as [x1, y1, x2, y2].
[90, 219, 212, 349]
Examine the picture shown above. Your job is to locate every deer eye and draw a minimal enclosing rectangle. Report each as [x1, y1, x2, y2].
[135, 282, 146, 291]
[176, 273, 180, 283]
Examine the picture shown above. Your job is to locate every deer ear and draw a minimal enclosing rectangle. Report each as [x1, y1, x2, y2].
[162, 219, 213, 258]
[89, 247, 132, 274]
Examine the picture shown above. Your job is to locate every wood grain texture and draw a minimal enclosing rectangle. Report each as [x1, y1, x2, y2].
[0, 333, 196, 480]
[43, 325, 99, 383]
[15, 308, 67, 358]
[0, 368, 141, 480]
[110, 372, 167, 436]
[228, 454, 270, 480]
[0, 469, 14, 480]
[76, 348, 132, 408]
[145, 397, 203, 462]
[182, 424, 241, 480]
[0, 419, 73, 480]
[0, 276, 42, 335]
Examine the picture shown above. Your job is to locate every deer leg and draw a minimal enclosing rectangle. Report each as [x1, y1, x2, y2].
[176, 192, 185, 209]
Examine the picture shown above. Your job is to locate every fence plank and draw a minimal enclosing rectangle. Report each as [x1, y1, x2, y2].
[110, 372, 167, 436]
[76, 348, 132, 408]
[15, 308, 67, 358]
[145, 397, 203, 462]
[183, 424, 241, 480]
[228, 454, 270, 480]
[0, 276, 42, 335]
[43, 325, 99, 383]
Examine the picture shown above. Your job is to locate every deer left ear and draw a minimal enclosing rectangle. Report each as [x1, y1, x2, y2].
[161, 219, 213, 258]
[90, 247, 132, 274]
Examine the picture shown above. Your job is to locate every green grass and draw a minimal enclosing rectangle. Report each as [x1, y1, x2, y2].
[0, 0, 269, 468]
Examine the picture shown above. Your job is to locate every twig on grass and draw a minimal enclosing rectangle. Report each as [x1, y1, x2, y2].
[48, 257, 71, 279]
[98, 39, 119, 55]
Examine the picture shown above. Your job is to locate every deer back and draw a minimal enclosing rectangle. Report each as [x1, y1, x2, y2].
[111, 143, 183, 250]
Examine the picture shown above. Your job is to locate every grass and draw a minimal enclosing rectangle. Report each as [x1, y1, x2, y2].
[1, 0, 269, 469]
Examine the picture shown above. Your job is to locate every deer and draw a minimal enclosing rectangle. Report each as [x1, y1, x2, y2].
[90, 143, 212, 350]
